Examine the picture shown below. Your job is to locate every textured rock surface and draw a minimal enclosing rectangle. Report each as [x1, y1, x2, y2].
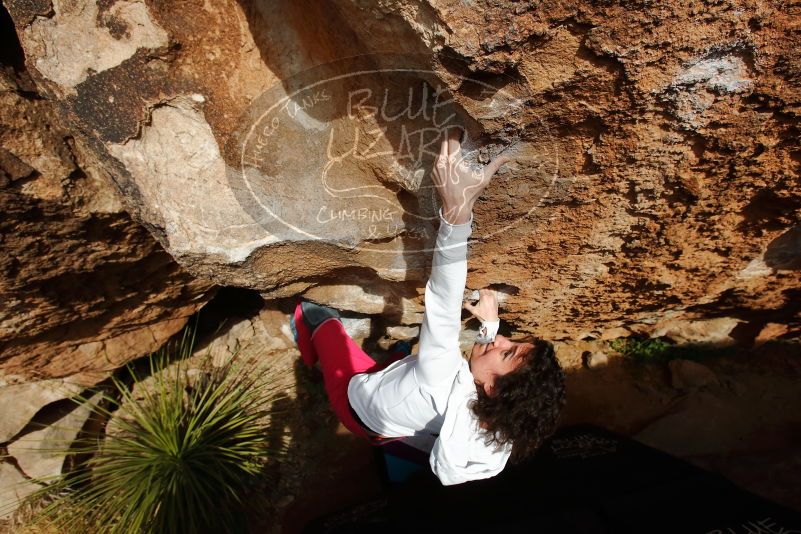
[582, 350, 609, 370]
[668, 358, 719, 389]
[6, 0, 798, 344]
[2, 1, 799, 527]
[22, 0, 169, 92]
[0, 379, 82, 443]
[201, 302, 374, 368]
[7, 394, 100, 481]
[0, 20, 217, 518]
[634, 386, 798, 457]
[0, 64, 215, 382]
[303, 283, 424, 325]
[0, 462, 40, 520]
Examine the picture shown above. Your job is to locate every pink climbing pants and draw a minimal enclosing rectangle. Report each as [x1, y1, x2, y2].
[310, 318, 406, 444]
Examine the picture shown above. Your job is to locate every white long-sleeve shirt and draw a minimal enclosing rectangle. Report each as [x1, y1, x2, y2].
[476, 319, 500, 344]
[347, 210, 512, 485]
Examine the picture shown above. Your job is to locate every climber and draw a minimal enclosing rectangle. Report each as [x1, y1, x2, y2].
[291, 126, 566, 485]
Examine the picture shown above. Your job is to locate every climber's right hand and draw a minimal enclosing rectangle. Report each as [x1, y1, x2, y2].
[463, 288, 499, 323]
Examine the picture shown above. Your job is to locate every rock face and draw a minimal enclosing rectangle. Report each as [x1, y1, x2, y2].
[4, 1, 797, 524]
[3, 1, 800, 345]
[8, 393, 100, 482]
[0, 45, 217, 518]
[0, 462, 41, 520]
[0, 63, 215, 383]
[668, 359, 719, 390]
[0, 379, 83, 443]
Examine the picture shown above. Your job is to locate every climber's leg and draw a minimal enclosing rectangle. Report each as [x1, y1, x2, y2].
[291, 300, 341, 367]
[311, 317, 382, 440]
[292, 301, 409, 443]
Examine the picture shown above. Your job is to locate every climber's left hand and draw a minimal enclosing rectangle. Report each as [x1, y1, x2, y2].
[432, 127, 511, 225]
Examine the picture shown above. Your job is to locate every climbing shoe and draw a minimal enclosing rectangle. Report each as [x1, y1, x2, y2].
[291, 300, 341, 367]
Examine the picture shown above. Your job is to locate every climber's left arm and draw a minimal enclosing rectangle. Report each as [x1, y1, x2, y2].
[415, 127, 510, 386]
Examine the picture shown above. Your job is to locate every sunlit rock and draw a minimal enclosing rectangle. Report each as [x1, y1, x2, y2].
[0, 380, 82, 443]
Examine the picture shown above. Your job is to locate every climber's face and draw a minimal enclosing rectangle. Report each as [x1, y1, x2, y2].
[469, 334, 534, 397]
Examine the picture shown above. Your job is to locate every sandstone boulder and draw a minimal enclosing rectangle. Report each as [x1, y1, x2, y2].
[7, 394, 100, 482]
[668, 359, 719, 390]
[385, 325, 420, 341]
[583, 350, 609, 370]
[0, 65, 215, 382]
[652, 317, 741, 346]
[635, 391, 744, 457]
[0, 379, 82, 443]
[3, 0, 797, 343]
[0, 462, 41, 520]
[303, 284, 423, 325]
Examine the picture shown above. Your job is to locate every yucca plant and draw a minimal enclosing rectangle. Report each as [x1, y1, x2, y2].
[21, 324, 285, 534]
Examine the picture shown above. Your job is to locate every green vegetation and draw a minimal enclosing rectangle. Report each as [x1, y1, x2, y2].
[609, 335, 732, 364]
[23, 325, 283, 534]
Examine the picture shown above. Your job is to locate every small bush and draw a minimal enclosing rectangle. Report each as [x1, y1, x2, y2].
[609, 335, 732, 364]
[609, 336, 673, 363]
[24, 326, 284, 534]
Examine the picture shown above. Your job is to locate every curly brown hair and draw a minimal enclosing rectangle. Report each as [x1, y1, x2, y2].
[469, 337, 566, 464]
